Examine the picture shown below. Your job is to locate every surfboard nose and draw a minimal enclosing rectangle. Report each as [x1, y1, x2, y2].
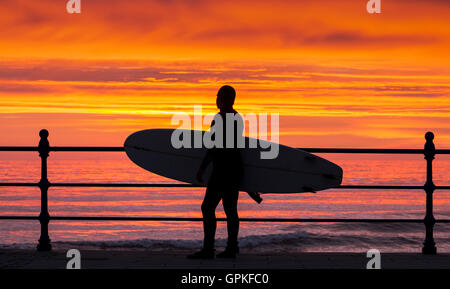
[322, 166, 343, 186]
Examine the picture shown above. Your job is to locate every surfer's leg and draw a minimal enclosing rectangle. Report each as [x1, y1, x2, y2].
[221, 187, 239, 252]
[201, 186, 221, 250]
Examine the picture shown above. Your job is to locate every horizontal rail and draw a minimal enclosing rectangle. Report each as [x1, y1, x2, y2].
[0, 146, 126, 152]
[1, 146, 450, 154]
[299, 148, 449, 154]
[1, 215, 450, 223]
[1, 182, 449, 190]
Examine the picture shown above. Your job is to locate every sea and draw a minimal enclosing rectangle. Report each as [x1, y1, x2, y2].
[0, 152, 449, 253]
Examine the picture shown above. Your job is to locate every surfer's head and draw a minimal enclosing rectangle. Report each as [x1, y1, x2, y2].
[216, 85, 236, 110]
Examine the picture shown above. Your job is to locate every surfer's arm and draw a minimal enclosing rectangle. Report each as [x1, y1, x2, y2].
[197, 118, 216, 177]
[196, 149, 213, 183]
[197, 115, 219, 182]
[199, 150, 213, 171]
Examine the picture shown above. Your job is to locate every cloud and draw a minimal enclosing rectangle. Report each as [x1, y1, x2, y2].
[302, 32, 437, 46]
[0, 0, 449, 60]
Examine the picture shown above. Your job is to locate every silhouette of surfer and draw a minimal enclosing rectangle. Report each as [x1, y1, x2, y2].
[188, 85, 260, 259]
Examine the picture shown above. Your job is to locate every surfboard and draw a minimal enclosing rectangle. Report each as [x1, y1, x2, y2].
[124, 129, 343, 194]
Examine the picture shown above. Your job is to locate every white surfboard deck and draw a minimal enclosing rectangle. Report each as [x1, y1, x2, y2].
[124, 129, 343, 194]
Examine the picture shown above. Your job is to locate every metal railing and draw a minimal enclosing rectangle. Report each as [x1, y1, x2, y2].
[1, 129, 449, 254]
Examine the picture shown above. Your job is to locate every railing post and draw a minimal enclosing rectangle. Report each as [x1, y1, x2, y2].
[422, 131, 436, 254]
[37, 129, 51, 251]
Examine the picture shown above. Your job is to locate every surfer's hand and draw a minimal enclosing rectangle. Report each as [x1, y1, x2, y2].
[196, 168, 204, 183]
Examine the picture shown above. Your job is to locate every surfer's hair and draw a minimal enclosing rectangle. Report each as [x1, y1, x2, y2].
[217, 85, 236, 106]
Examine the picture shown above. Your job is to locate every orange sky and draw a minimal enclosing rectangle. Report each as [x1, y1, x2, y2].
[0, 0, 449, 148]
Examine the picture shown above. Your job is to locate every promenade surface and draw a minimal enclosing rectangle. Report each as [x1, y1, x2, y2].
[1, 249, 449, 269]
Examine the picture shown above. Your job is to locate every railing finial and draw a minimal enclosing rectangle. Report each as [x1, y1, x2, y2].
[425, 131, 435, 154]
[39, 129, 49, 139]
[38, 129, 49, 158]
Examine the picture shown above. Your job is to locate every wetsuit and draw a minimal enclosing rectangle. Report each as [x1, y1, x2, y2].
[200, 110, 243, 250]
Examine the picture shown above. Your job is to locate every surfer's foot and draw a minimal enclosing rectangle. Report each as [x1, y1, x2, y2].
[216, 247, 239, 259]
[186, 248, 215, 259]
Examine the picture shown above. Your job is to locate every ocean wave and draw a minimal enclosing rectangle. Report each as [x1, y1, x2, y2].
[4, 230, 449, 252]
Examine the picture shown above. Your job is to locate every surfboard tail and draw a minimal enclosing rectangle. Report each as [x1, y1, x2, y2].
[246, 191, 263, 204]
